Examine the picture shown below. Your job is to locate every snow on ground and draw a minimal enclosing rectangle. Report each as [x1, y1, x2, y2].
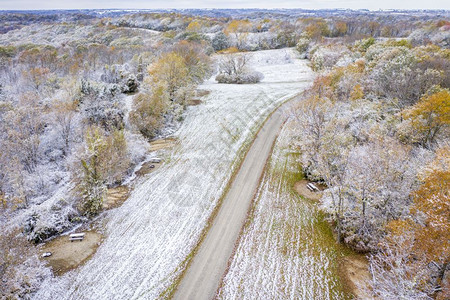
[35, 48, 313, 299]
[217, 118, 350, 300]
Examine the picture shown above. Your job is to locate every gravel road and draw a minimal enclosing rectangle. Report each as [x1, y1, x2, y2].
[173, 103, 292, 300]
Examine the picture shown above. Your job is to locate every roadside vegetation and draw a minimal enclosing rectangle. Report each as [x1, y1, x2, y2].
[292, 24, 449, 299]
[218, 122, 352, 299]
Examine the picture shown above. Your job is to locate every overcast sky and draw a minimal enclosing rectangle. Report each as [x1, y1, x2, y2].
[1, 0, 449, 10]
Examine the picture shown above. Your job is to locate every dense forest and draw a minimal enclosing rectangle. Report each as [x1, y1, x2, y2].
[294, 36, 449, 299]
[0, 9, 449, 299]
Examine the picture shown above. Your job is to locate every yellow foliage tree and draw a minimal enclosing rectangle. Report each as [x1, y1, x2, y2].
[224, 20, 251, 49]
[350, 84, 364, 101]
[304, 19, 330, 40]
[148, 52, 188, 101]
[25, 67, 50, 92]
[186, 20, 202, 32]
[403, 88, 450, 147]
[78, 126, 107, 216]
[172, 41, 211, 84]
[76, 126, 130, 216]
[335, 21, 348, 36]
[129, 84, 169, 139]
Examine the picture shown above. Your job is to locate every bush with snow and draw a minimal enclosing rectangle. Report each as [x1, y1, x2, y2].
[295, 34, 311, 56]
[215, 52, 264, 84]
[211, 32, 229, 51]
[309, 44, 351, 71]
[215, 71, 264, 84]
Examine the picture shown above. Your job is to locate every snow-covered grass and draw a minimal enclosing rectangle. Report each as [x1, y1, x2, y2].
[35, 48, 313, 299]
[217, 119, 351, 300]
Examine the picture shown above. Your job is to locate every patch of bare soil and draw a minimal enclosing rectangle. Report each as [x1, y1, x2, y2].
[339, 255, 373, 300]
[149, 137, 177, 152]
[135, 161, 162, 177]
[103, 185, 130, 210]
[40, 231, 102, 276]
[195, 89, 211, 97]
[187, 99, 203, 106]
[294, 179, 324, 201]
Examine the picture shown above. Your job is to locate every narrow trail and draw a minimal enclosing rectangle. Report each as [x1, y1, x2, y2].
[173, 102, 292, 300]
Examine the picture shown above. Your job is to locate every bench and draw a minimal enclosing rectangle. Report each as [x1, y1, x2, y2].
[306, 183, 320, 192]
[149, 158, 162, 163]
[69, 233, 85, 242]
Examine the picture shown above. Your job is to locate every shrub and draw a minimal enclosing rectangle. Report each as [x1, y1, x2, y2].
[215, 52, 264, 84]
[215, 71, 264, 84]
[212, 32, 230, 51]
[296, 34, 311, 54]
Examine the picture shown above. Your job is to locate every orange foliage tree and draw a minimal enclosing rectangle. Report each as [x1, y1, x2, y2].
[412, 147, 450, 263]
[403, 88, 450, 147]
[383, 147, 450, 298]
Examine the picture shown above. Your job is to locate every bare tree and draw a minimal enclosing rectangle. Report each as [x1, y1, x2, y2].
[215, 52, 263, 84]
[218, 52, 250, 77]
[368, 231, 432, 300]
[53, 99, 77, 156]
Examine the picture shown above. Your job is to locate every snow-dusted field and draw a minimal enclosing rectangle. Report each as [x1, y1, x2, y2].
[35, 49, 313, 299]
[217, 119, 350, 300]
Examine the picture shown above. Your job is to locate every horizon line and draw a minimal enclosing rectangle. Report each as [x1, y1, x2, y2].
[1, 7, 449, 12]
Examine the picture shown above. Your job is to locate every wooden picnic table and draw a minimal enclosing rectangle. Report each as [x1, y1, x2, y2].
[69, 233, 85, 242]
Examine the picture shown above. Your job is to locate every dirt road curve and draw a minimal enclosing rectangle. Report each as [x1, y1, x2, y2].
[173, 103, 291, 300]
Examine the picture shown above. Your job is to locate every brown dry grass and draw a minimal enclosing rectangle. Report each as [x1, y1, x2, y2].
[187, 99, 203, 106]
[195, 89, 211, 97]
[149, 137, 178, 152]
[103, 186, 130, 210]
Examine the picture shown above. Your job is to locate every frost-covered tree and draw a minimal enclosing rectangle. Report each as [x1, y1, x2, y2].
[73, 126, 130, 216]
[368, 229, 433, 300]
[292, 96, 331, 179]
[295, 33, 311, 55]
[335, 139, 418, 251]
[52, 99, 77, 155]
[367, 45, 442, 107]
[76, 126, 107, 216]
[212, 32, 230, 52]
[0, 226, 51, 299]
[2, 95, 44, 175]
[215, 51, 263, 84]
